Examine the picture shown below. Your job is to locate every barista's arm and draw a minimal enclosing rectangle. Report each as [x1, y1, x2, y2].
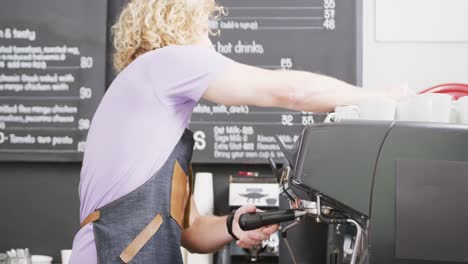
[202, 62, 409, 112]
[181, 198, 278, 253]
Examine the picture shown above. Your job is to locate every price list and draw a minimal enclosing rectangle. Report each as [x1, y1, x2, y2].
[0, 0, 107, 161]
[191, 0, 357, 163]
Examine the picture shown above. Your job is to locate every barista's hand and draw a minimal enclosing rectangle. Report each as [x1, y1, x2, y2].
[232, 205, 280, 249]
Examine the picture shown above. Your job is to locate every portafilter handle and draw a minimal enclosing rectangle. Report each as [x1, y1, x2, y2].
[239, 209, 306, 231]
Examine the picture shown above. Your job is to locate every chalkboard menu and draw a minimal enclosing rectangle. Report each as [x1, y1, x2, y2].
[190, 0, 358, 163]
[0, 0, 107, 161]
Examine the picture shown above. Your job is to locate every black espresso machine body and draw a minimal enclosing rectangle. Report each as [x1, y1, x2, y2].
[290, 121, 468, 264]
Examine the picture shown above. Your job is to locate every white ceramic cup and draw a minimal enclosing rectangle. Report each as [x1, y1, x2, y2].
[458, 96, 468, 124]
[397, 94, 452, 122]
[358, 97, 396, 120]
[61, 250, 72, 264]
[396, 97, 411, 121]
[450, 100, 459, 123]
[193, 172, 214, 216]
[324, 105, 359, 123]
[31, 255, 53, 264]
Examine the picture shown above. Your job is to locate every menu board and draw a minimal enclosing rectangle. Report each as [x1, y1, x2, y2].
[190, 0, 358, 163]
[0, 0, 107, 161]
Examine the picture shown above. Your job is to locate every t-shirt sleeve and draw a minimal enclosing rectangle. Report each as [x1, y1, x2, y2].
[152, 46, 233, 106]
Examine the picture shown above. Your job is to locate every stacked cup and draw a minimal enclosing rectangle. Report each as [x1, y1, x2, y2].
[359, 97, 396, 121]
[395, 94, 452, 123]
[326, 93, 468, 124]
[455, 96, 468, 124]
[184, 172, 214, 264]
[325, 97, 397, 122]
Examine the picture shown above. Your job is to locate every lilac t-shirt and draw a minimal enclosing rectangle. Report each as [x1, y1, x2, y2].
[69, 45, 232, 264]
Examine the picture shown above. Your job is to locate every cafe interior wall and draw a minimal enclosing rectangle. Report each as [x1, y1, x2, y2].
[0, 1, 327, 263]
[362, 0, 468, 92]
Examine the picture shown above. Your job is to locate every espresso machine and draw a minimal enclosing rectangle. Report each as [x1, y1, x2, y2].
[240, 121, 468, 264]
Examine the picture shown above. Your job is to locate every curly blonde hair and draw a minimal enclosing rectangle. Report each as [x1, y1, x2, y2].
[112, 0, 223, 72]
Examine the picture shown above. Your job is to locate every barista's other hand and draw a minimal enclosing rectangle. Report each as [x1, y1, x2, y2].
[232, 205, 280, 249]
[384, 82, 415, 99]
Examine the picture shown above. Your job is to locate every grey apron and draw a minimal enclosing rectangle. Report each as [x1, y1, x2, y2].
[80, 129, 194, 264]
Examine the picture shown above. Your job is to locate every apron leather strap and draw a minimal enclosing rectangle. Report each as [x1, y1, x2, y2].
[80, 210, 101, 228]
[120, 213, 164, 263]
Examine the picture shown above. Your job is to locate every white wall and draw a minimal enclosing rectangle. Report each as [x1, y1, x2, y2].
[362, 0, 468, 92]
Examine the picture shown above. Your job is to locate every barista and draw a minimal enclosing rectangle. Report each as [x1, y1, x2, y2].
[69, 0, 409, 263]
